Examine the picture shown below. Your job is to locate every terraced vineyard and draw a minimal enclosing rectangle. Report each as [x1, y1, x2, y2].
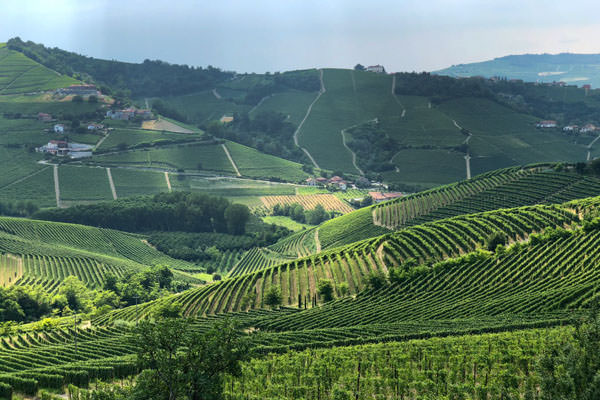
[96, 201, 580, 319]
[0, 217, 199, 288]
[317, 166, 600, 250]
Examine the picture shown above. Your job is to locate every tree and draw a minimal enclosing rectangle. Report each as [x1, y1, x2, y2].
[485, 231, 508, 251]
[264, 285, 282, 309]
[366, 270, 387, 290]
[59, 276, 91, 312]
[72, 95, 83, 103]
[88, 95, 98, 103]
[591, 159, 600, 176]
[354, 64, 366, 71]
[133, 318, 249, 400]
[224, 204, 250, 235]
[306, 204, 328, 225]
[317, 279, 334, 302]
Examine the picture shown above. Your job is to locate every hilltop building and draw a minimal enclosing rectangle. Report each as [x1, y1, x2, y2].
[536, 120, 557, 128]
[366, 65, 385, 73]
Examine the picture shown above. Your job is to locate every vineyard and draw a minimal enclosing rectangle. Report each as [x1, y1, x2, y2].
[0, 217, 200, 288]
[260, 194, 355, 214]
[316, 166, 600, 251]
[95, 201, 581, 320]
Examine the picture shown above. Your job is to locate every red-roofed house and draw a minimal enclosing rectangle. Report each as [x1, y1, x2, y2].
[369, 191, 404, 203]
[38, 113, 52, 122]
[536, 120, 557, 128]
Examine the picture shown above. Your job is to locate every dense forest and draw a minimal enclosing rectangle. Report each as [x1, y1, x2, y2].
[33, 192, 251, 235]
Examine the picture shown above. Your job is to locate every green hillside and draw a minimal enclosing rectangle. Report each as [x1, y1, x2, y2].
[0, 45, 78, 94]
[0, 216, 199, 290]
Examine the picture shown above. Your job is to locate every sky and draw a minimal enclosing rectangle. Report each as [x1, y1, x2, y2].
[1, 0, 600, 73]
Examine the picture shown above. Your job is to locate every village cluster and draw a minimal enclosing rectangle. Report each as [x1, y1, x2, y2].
[536, 120, 597, 134]
[36, 84, 153, 158]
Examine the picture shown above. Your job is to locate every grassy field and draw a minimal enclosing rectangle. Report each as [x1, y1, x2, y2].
[58, 165, 113, 204]
[389, 148, 467, 188]
[111, 168, 168, 198]
[97, 128, 199, 150]
[225, 141, 310, 181]
[0, 164, 56, 207]
[249, 90, 318, 125]
[262, 215, 313, 231]
[93, 143, 236, 173]
[0, 47, 79, 94]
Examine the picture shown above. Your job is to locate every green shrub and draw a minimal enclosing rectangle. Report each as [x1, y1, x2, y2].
[0, 382, 11, 400]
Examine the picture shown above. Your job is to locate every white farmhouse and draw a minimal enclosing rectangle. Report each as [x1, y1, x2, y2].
[53, 124, 65, 133]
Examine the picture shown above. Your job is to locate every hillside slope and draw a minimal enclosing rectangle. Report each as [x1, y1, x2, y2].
[435, 53, 600, 88]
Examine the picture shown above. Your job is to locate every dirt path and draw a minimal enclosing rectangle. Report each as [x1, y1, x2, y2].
[465, 154, 472, 179]
[212, 88, 222, 99]
[249, 95, 272, 115]
[94, 132, 109, 150]
[293, 69, 325, 169]
[222, 144, 242, 177]
[164, 172, 172, 192]
[391, 75, 406, 118]
[587, 134, 600, 161]
[106, 168, 117, 199]
[452, 119, 472, 179]
[0, 166, 50, 190]
[315, 229, 321, 253]
[0, 65, 36, 94]
[340, 121, 370, 175]
[53, 165, 61, 208]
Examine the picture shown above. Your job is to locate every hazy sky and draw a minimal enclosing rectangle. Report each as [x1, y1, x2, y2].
[1, 0, 600, 73]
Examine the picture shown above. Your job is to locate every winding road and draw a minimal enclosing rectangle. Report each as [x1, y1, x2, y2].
[587, 134, 600, 161]
[292, 69, 325, 169]
[453, 119, 472, 179]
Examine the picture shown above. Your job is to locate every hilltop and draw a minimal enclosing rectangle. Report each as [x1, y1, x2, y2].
[435, 52, 600, 88]
[5, 39, 600, 191]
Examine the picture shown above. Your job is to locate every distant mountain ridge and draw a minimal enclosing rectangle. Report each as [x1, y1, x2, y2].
[435, 52, 600, 88]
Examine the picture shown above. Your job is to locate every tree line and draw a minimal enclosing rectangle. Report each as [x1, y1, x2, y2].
[34, 192, 251, 235]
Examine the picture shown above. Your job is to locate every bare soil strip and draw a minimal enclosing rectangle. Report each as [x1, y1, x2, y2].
[340, 124, 366, 176]
[212, 88, 222, 99]
[141, 119, 194, 134]
[293, 69, 325, 169]
[164, 172, 172, 192]
[587, 134, 600, 161]
[391, 75, 406, 118]
[106, 168, 118, 200]
[221, 144, 242, 177]
[315, 229, 321, 253]
[53, 164, 61, 208]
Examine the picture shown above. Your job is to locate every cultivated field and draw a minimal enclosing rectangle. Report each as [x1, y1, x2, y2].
[260, 193, 354, 214]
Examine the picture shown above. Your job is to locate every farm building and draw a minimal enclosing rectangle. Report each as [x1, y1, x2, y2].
[220, 115, 234, 124]
[581, 124, 597, 133]
[563, 125, 579, 132]
[536, 120, 557, 128]
[37, 141, 93, 158]
[106, 108, 152, 120]
[87, 123, 104, 130]
[305, 177, 317, 186]
[53, 124, 64, 133]
[369, 191, 404, 203]
[366, 65, 386, 73]
[56, 84, 99, 96]
[38, 113, 52, 122]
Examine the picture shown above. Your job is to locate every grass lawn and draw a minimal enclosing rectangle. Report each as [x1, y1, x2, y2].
[262, 216, 313, 232]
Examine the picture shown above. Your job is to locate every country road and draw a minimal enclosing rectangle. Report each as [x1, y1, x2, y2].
[53, 165, 61, 208]
[293, 69, 325, 169]
[587, 134, 600, 161]
[453, 119, 472, 178]
[106, 168, 117, 200]
[94, 132, 110, 150]
[222, 144, 242, 177]
[391, 75, 406, 118]
[212, 88, 222, 99]
[340, 119, 376, 176]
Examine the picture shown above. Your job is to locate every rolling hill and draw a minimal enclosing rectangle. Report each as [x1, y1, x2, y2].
[435, 53, 600, 88]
